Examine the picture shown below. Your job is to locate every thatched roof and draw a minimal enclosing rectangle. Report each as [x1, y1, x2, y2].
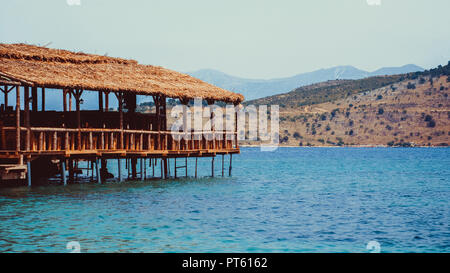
[0, 43, 244, 104]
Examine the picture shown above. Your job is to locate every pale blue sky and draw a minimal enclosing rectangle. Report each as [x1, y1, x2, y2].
[1, 0, 449, 78]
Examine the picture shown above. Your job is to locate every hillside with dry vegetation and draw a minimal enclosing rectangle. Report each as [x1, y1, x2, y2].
[243, 63, 450, 147]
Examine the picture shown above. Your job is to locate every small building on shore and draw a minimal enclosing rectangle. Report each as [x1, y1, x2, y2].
[0, 43, 244, 185]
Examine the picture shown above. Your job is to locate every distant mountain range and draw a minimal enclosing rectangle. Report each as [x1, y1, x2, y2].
[187, 64, 424, 101]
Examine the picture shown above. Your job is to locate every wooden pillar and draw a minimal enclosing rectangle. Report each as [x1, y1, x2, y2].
[229, 154, 232, 176]
[174, 158, 177, 179]
[160, 158, 164, 179]
[96, 158, 101, 184]
[152, 158, 155, 177]
[185, 157, 188, 177]
[118, 158, 122, 182]
[75, 90, 82, 150]
[211, 156, 214, 177]
[235, 107, 239, 148]
[27, 160, 32, 187]
[15, 86, 20, 152]
[61, 160, 67, 186]
[195, 157, 198, 178]
[68, 159, 74, 183]
[63, 89, 67, 112]
[69, 90, 72, 111]
[130, 158, 137, 179]
[163, 158, 168, 179]
[31, 87, 38, 112]
[24, 86, 30, 151]
[104, 92, 109, 112]
[3, 85, 7, 107]
[41, 87, 45, 111]
[118, 92, 124, 149]
[222, 154, 224, 177]
[140, 158, 144, 180]
[98, 91, 103, 112]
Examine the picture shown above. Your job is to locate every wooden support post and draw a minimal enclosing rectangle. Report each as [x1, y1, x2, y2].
[98, 90, 103, 112]
[105, 92, 109, 112]
[27, 160, 31, 187]
[41, 87, 45, 111]
[195, 157, 198, 178]
[163, 158, 168, 179]
[31, 86, 38, 112]
[229, 154, 232, 176]
[174, 158, 177, 179]
[140, 158, 144, 181]
[96, 158, 101, 184]
[69, 90, 72, 111]
[144, 158, 147, 179]
[160, 158, 164, 179]
[152, 158, 155, 177]
[61, 160, 67, 186]
[68, 159, 74, 183]
[118, 92, 124, 149]
[63, 89, 67, 112]
[24, 86, 30, 151]
[15, 86, 20, 152]
[235, 109, 239, 149]
[131, 158, 137, 179]
[222, 154, 224, 177]
[185, 157, 188, 177]
[118, 158, 122, 182]
[3, 85, 7, 107]
[75, 89, 82, 150]
[211, 156, 215, 177]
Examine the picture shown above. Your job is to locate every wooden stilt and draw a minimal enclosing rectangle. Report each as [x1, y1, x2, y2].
[222, 154, 224, 177]
[91, 160, 94, 181]
[27, 161, 31, 187]
[174, 158, 177, 179]
[96, 158, 101, 184]
[152, 158, 155, 177]
[160, 158, 164, 179]
[195, 157, 198, 178]
[211, 157, 214, 177]
[140, 158, 144, 181]
[185, 157, 188, 177]
[144, 158, 147, 179]
[68, 159, 74, 183]
[229, 154, 232, 176]
[163, 158, 168, 179]
[131, 158, 137, 179]
[118, 158, 122, 182]
[61, 160, 67, 186]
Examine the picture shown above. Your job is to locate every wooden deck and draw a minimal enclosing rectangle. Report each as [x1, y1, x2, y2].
[0, 126, 239, 160]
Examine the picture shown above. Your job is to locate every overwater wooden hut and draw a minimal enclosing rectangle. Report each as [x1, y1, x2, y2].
[0, 44, 243, 185]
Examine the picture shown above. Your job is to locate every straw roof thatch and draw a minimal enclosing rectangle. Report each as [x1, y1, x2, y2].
[0, 43, 244, 104]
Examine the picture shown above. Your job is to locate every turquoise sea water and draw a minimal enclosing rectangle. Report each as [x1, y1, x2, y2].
[0, 147, 449, 253]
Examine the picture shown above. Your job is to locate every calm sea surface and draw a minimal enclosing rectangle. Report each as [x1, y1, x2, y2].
[0, 147, 449, 253]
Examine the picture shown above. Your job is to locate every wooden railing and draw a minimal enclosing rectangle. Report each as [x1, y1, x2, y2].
[0, 127, 238, 153]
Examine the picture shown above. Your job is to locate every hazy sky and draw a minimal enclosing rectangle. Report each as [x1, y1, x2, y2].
[1, 0, 449, 78]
